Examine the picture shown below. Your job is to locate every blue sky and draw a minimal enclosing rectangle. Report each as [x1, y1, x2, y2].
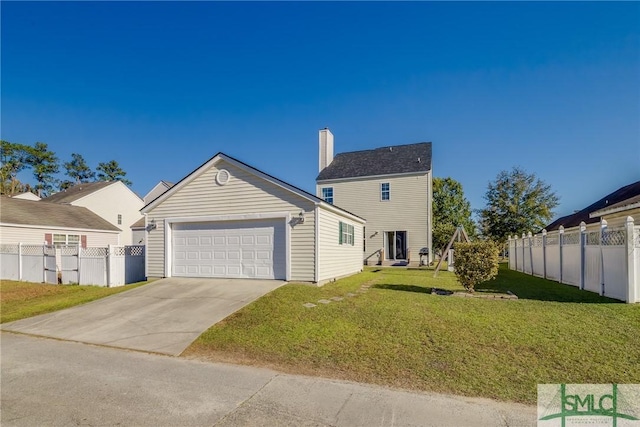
[2, 1, 639, 220]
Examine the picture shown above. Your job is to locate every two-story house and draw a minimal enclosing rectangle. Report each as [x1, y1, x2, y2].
[40, 181, 144, 245]
[316, 128, 433, 265]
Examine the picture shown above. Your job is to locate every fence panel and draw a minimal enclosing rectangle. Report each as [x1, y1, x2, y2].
[561, 231, 581, 287]
[523, 238, 532, 274]
[0, 244, 20, 280]
[79, 247, 108, 286]
[508, 240, 516, 270]
[635, 226, 640, 303]
[545, 234, 560, 281]
[531, 235, 544, 277]
[515, 240, 524, 272]
[61, 245, 79, 284]
[109, 246, 126, 287]
[601, 229, 626, 300]
[584, 246, 601, 294]
[44, 245, 57, 284]
[22, 245, 45, 283]
[124, 246, 145, 284]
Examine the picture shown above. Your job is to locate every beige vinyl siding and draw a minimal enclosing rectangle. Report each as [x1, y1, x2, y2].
[0, 225, 120, 247]
[317, 208, 363, 282]
[318, 172, 431, 264]
[72, 182, 144, 245]
[146, 160, 316, 281]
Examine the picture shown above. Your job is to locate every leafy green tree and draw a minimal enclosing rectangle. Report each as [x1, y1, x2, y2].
[61, 153, 95, 190]
[433, 177, 476, 254]
[96, 160, 132, 186]
[0, 140, 30, 195]
[479, 167, 559, 244]
[25, 142, 59, 197]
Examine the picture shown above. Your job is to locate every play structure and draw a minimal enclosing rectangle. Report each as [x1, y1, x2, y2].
[433, 226, 470, 277]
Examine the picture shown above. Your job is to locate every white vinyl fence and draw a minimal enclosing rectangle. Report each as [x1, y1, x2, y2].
[508, 216, 640, 303]
[0, 244, 145, 287]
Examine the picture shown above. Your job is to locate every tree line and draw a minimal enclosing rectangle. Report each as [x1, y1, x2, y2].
[433, 167, 559, 254]
[0, 140, 132, 197]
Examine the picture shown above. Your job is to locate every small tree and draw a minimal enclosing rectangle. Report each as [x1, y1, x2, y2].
[96, 160, 132, 186]
[25, 142, 59, 197]
[433, 177, 476, 254]
[453, 241, 499, 292]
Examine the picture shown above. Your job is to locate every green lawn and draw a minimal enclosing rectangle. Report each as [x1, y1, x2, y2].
[1, 280, 149, 324]
[185, 264, 639, 404]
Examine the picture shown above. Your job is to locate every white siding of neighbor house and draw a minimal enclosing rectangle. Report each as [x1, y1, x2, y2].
[71, 182, 144, 245]
[143, 182, 172, 205]
[317, 208, 363, 283]
[0, 224, 120, 247]
[131, 228, 146, 245]
[145, 160, 316, 281]
[317, 172, 432, 264]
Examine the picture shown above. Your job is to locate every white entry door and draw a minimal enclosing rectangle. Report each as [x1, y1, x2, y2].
[172, 219, 285, 279]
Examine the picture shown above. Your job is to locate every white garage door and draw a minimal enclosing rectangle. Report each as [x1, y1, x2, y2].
[172, 219, 286, 279]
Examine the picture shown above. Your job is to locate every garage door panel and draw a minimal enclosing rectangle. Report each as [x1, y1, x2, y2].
[172, 219, 285, 279]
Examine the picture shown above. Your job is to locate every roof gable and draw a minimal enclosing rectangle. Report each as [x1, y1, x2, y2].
[1, 196, 121, 231]
[316, 142, 432, 181]
[545, 180, 640, 231]
[141, 152, 364, 222]
[41, 181, 116, 204]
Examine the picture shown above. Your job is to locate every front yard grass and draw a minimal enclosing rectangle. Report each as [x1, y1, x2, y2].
[184, 264, 639, 404]
[1, 280, 149, 324]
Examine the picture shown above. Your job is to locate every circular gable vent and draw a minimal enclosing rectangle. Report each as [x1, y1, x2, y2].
[216, 169, 231, 186]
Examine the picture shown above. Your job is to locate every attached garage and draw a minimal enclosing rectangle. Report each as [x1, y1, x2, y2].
[172, 219, 286, 279]
[141, 153, 365, 285]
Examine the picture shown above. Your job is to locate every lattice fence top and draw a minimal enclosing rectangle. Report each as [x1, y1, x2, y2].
[562, 232, 581, 245]
[586, 232, 600, 246]
[546, 235, 559, 245]
[44, 245, 56, 256]
[126, 246, 145, 256]
[60, 245, 79, 256]
[533, 235, 544, 246]
[81, 247, 108, 257]
[602, 229, 625, 246]
[113, 246, 126, 256]
[0, 244, 19, 254]
[21, 245, 44, 255]
[524, 238, 531, 247]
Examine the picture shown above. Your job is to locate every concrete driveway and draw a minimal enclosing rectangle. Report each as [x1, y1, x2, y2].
[1, 278, 284, 356]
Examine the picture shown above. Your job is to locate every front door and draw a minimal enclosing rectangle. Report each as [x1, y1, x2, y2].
[385, 231, 407, 260]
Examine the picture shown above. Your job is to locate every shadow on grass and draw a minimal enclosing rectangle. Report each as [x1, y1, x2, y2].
[373, 284, 432, 294]
[476, 265, 623, 304]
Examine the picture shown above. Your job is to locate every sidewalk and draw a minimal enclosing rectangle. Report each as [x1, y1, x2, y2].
[1, 333, 536, 426]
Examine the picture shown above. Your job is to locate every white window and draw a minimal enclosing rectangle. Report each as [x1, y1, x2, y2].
[381, 183, 390, 201]
[322, 187, 334, 204]
[339, 221, 354, 246]
[53, 234, 80, 246]
[117, 214, 122, 225]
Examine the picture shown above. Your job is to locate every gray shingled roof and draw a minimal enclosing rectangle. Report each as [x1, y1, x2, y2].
[545, 180, 640, 231]
[316, 142, 432, 181]
[41, 181, 115, 204]
[1, 196, 121, 231]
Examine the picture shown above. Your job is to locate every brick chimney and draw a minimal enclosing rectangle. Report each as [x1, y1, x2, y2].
[319, 128, 334, 172]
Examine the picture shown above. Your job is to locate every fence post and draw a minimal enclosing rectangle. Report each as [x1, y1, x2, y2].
[528, 232, 533, 274]
[599, 219, 607, 296]
[18, 243, 23, 281]
[107, 245, 112, 287]
[625, 216, 637, 303]
[542, 229, 547, 280]
[579, 222, 587, 290]
[559, 226, 564, 284]
[42, 242, 47, 283]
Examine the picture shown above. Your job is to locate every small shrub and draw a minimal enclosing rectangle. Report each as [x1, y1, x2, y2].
[453, 241, 499, 292]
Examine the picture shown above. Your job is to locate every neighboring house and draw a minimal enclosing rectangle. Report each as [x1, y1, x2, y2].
[315, 128, 433, 265]
[41, 181, 144, 245]
[545, 180, 640, 231]
[141, 152, 365, 284]
[12, 192, 41, 201]
[143, 180, 174, 205]
[0, 196, 121, 246]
